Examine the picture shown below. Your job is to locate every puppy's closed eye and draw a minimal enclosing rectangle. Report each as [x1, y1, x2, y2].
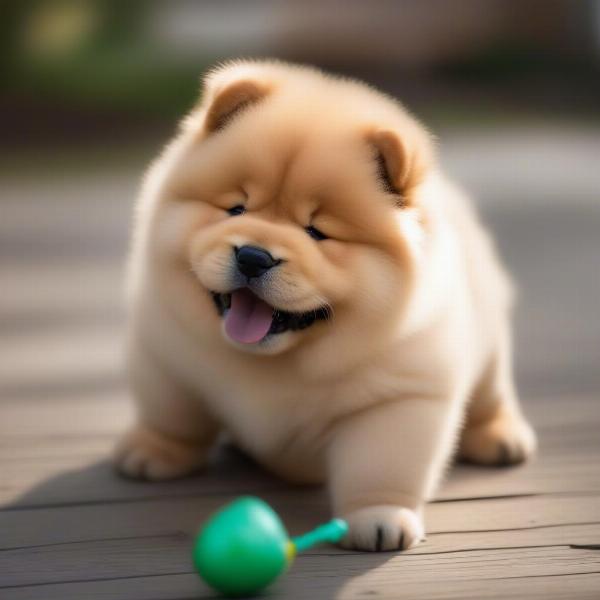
[305, 225, 328, 241]
[227, 204, 246, 216]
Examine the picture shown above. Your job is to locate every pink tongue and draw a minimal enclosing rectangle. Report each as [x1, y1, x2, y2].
[224, 288, 274, 344]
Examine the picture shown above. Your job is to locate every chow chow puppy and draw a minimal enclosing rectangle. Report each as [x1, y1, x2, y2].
[115, 60, 536, 551]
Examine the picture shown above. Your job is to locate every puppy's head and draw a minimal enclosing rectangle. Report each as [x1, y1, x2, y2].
[152, 61, 434, 355]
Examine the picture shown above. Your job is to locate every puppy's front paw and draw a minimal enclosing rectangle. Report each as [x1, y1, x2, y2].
[340, 505, 424, 552]
[114, 425, 209, 481]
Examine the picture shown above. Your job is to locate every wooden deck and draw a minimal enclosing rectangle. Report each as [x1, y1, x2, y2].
[1, 128, 600, 599]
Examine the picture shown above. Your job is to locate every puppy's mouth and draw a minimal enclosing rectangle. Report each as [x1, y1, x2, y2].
[210, 288, 329, 345]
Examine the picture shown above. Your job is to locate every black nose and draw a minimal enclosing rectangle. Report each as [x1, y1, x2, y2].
[235, 245, 279, 278]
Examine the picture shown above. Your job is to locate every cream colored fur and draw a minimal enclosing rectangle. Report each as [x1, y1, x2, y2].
[115, 60, 536, 552]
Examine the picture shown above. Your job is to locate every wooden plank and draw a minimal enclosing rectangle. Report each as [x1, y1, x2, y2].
[441, 454, 600, 499]
[2, 490, 599, 552]
[1, 543, 599, 598]
[381, 574, 600, 600]
[3, 446, 599, 509]
[1, 510, 600, 580]
[0, 535, 192, 588]
[290, 547, 600, 599]
[0, 261, 123, 320]
[293, 547, 600, 593]
[0, 435, 114, 461]
[0, 573, 206, 600]
[3, 571, 600, 600]
[0, 456, 284, 510]
[0, 173, 133, 269]
[0, 394, 130, 436]
[0, 327, 125, 402]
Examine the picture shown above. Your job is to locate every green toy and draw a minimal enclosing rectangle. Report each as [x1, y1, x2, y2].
[192, 496, 348, 596]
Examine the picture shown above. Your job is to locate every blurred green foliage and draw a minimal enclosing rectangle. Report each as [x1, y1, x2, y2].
[2, 0, 598, 129]
[1, 0, 210, 117]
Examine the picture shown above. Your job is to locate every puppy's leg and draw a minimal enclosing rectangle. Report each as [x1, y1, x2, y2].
[329, 397, 461, 551]
[459, 330, 536, 466]
[114, 342, 220, 480]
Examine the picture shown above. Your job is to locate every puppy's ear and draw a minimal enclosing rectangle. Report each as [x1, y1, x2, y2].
[367, 127, 433, 207]
[202, 78, 271, 133]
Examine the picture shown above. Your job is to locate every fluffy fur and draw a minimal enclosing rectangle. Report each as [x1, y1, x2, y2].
[115, 60, 536, 551]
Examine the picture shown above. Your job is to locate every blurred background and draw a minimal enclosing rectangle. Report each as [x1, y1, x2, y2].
[2, 0, 600, 417]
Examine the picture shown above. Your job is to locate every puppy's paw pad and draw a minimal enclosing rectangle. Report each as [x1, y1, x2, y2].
[113, 426, 208, 481]
[459, 414, 536, 467]
[340, 506, 424, 552]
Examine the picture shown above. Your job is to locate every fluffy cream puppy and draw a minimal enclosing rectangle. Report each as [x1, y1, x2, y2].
[115, 60, 536, 551]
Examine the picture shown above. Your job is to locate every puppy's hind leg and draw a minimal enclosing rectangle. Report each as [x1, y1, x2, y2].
[114, 340, 220, 481]
[459, 329, 536, 466]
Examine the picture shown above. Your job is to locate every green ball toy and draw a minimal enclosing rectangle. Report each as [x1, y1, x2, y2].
[192, 496, 348, 596]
